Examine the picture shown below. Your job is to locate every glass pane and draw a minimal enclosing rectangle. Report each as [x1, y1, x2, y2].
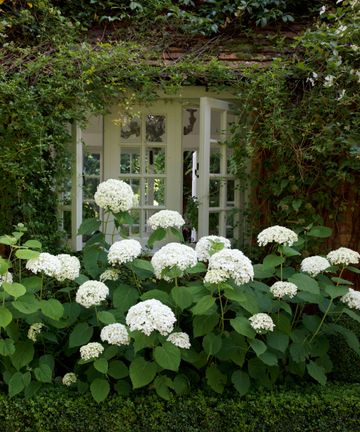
[227, 180, 235, 206]
[82, 116, 103, 147]
[146, 148, 165, 174]
[83, 177, 99, 200]
[145, 209, 158, 234]
[227, 150, 236, 175]
[183, 108, 199, 136]
[146, 115, 165, 142]
[83, 153, 100, 176]
[120, 116, 141, 142]
[122, 178, 140, 204]
[209, 212, 219, 236]
[83, 201, 100, 220]
[63, 211, 71, 237]
[209, 179, 220, 207]
[210, 150, 221, 174]
[210, 110, 221, 141]
[120, 147, 141, 174]
[226, 210, 238, 239]
[145, 178, 165, 206]
[121, 209, 140, 237]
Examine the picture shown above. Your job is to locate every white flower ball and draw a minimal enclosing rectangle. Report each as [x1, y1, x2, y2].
[80, 342, 104, 361]
[55, 254, 81, 282]
[108, 239, 142, 266]
[151, 242, 198, 281]
[300, 256, 330, 277]
[94, 179, 135, 213]
[270, 281, 298, 299]
[75, 281, 109, 308]
[26, 252, 61, 277]
[100, 323, 130, 346]
[167, 332, 191, 349]
[126, 299, 176, 336]
[327, 247, 360, 266]
[100, 269, 120, 282]
[249, 313, 275, 334]
[27, 323, 44, 342]
[341, 288, 360, 311]
[62, 372, 77, 386]
[195, 235, 231, 262]
[147, 210, 185, 230]
[257, 225, 298, 247]
[0, 272, 13, 285]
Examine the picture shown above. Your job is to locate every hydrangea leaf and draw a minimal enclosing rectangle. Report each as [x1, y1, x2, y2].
[97, 311, 116, 324]
[0, 338, 15, 356]
[191, 295, 215, 315]
[23, 240, 42, 249]
[11, 341, 34, 371]
[288, 273, 320, 295]
[259, 351, 278, 366]
[250, 339, 267, 356]
[203, 333, 222, 355]
[69, 323, 93, 348]
[154, 342, 181, 372]
[0, 306, 12, 328]
[306, 361, 327, 385]
[129, 357, 157, 389]
[90, 378, 110, 403]
[94, 358, 108, 374]
[40, 299, 64, 320]
[108, 360, 128, 379]
[206, 365, 226, 394]
[230, 316, 256, 339]
[266, 332, 289, 353]
[113, 284, 139, 313]
[77, 218, 101, 235]
[193, 314, 219, 337]
[34, 364, 52, 383]
[231, 370, 250, 396]
[3, 282, 26, 299]
[15, 249, 40, 260]
[171, 286, 193, 310]
[263, 254, 285, 269]
[12, 294, 40, 314]
[173, 374, 189, 395]
[154, 375, 174, 400]
[8, 372, 25, 397]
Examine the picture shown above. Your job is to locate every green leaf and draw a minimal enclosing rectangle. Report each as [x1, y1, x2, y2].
[193, 314, 219, 337]
[40, 299, 64, 320]
[0, 235, 17, 246]
[129, 357, 157, 389]
[147, 228, 166, 248]
[289, 342, 307, 363]
[21, 277, 42, 293]
[154, 342, 181, 372]
[12, 294, 40, 314]
[131, 259, 154, 273]
[114, 380, 131, 396]
[331, 277, 353, 285]
[231, 370, 250, 396]
[306, 361, 327, 385]
[324, 284, 348, 298]
[140, 289, 171, 306]
[173, 374, 189, 395]
[3, 282, 26, 299]
[11, 341, 34, 370]
[170, 226, 184, 242]
[278, 245, 301, 257]
[154, 375, 173, 400]
[348, 266, 360, 274]
[259, 351, 278, 366]
[307, 226, 332, 238]
[203, 333, 222, 355]
[288, 273, 320, 295]
[108, 360, 128, 379]
[230, 316, 256, 338]
[83, 245, 101, 278]
[23, 240, 42, 249]
[250, 339, 267, 356]
[344, 308, 360, 323]
[206, 365, 226, 394]
[132, 331, 157, 353]
[253, 264, 275, 279]
[15, 249, 40, 260]
[34, 364, 52, 383]
[0, 307, 12, 328]
[0, 338, 15, 356]
[69, 323, 93, 348]
[78, 218, 101, 235]
[113, 284, 139, 314]
[97, 311, 116, 324]
[263, 254, 285, 269]
[90, 378, 110, 403]
[0, 258, 10, 274]
[216, 332, 247, 367]
[186, 262, 207, 274]
[267, 332, 289, 353]
[8, 372, 25, 397]
[191, 295, 215, 315]
[94, 358, 108, 374]
[171, 286, 193, 310]
[326, 323, 360, 355]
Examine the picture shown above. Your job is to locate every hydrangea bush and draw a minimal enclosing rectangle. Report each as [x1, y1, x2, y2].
[0, 185, 359, 403]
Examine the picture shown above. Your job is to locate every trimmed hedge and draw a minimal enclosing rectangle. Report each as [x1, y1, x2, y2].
[0, 384, 359, 432]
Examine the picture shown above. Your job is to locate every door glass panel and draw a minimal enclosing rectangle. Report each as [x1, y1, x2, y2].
[210, 110, 221, 141]
[146, 115, 165, 142]
[83, 153, 100, 176]
[120, 147, 141, 174]
[120, 116, 141, 142]
[145, 178, 165, 206]
[146, 147, 166, 174]
[209, 212, 219, 235]
[83, 201, 100, 220]
[210, 149, 221, 174]
[123, 178, 140, 201]
[227, 150, 236, 175]
[63, 211, 72, 237]
[227, 180, 235, 206]
[226, 212, 235, 239]
[209, 179, 220, 207]
[83, 177, 100, 200]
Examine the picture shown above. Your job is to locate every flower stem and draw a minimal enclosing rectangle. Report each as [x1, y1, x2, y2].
[217, 285, 225, 332]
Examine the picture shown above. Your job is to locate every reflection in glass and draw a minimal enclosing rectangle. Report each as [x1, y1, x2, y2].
[210, 150, 221, 174]
[121, 209, 140, 237]
[83, 153, 100, 176]
[145, 178, 165, 206]
[122, 178, 140, 204]
[146, 148, 165, 174]
[83, 177, 99, 200]
[209, 212, 219, 235]
[227, 180, 235, 206]
[210, 110, 221, 141]
[120, 117, 141, 142]
[146, 115, 165, 142]
[63, 211, 71, 237]
[120, 147, 141, 174]
[83, 201, 100, 220]
[209, 179, 220, 207]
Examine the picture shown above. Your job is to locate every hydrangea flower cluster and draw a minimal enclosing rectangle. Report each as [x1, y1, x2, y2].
[300, 256, 330, 277]
[204, 249, 254, 286]
[341, 288, 360, 311]
[147, 210, 185, 230]
[327, 247, 360, 266]
[195, 235, 231, 262]
[26, 252, 61, 277]
[166, 332, 191, 349]
[62, 372, 77, 387]
[27, 323, 44, 342]
[257, 225, 298, 247]
[100, 323, 130, 346]
[126, 299, 176, 336]
[75, 281, 109, 308]
[108, 239, 142, 266]
[151, 243, 197, 281]
[94, 179, 135, 213]
[55, 254, 81, 282]
[99, 269, 120, 282]
[249, 313, 275, 334]
[0, 272, 13, 285]
[80, 342, 104, 361]
[270, 281, 298, 299]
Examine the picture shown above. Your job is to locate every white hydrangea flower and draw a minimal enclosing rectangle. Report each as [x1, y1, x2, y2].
[327, 247, 360, 266]
[108, 239, 142, 266]
[257, 225, 298, 247]
[55, 254, 80, 282]
[99, 269, 120, 282]
[100, 323, 130, 346]
[62, 372, 77, 386]
[27, 323, 44, 342]
[94, 179, 135, 213]
[270, 281, 298, 299]
[0, 272, 13, 285]
[147, 210, 185, 230]
[204, 249, 254, 286]
[151, 243, 198, 281]
[249, 313, 275, 334]
[341, 288, 360, 311]
[300, 256, 330, 277]
[26, 252, 61, 277]
[167, 332, 191, 349]
[75, 281, 109, 308]
[324, 75, 335, 88]
[195, 235, 231, 262]
[126, 299, 176, 336]
[80, 342, 104, 361]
